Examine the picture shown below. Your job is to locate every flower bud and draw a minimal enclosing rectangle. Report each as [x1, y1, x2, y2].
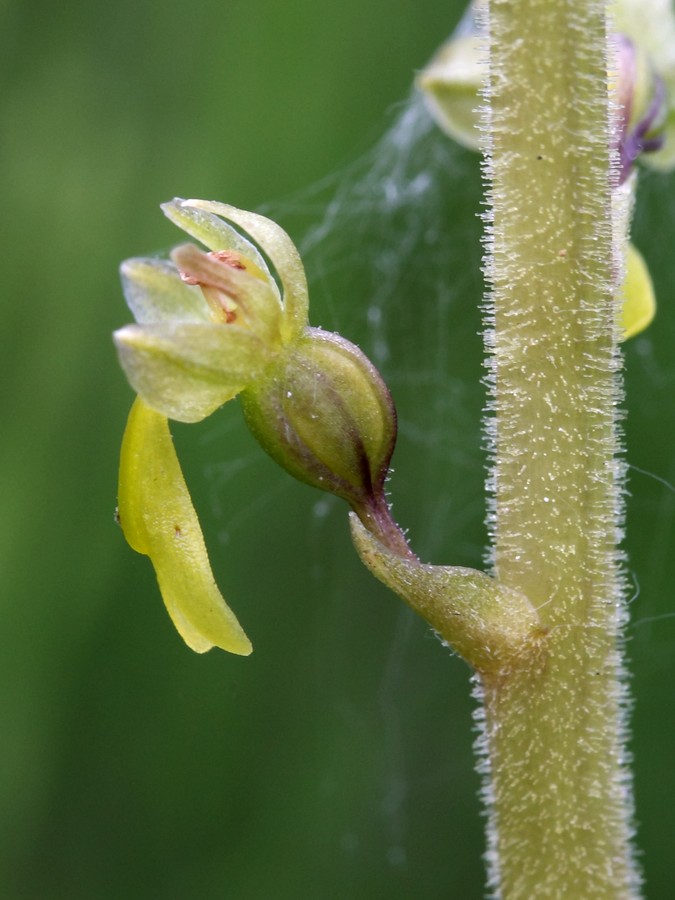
[241, 328, 396, 515]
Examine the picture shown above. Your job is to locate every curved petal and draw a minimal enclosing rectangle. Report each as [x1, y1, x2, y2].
[121, 257, 212, 324]
[161, 198, 279, 294]
[170, 243, 283, 345]
[621, 242, 656, 339]
[114, 322, 270, 422]
[182, 198, 309, 341]
[118, 398, 252, 655]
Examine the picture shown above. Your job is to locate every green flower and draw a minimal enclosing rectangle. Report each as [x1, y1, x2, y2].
[115, 199, 396, 654]
[419, 0, 675, 170]
[416, 0, 485, 152]
[417, 0, 667, 340]
[116, 199, 308, 424]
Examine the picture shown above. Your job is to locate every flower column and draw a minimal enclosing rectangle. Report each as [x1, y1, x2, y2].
[480, 0, 639, 896]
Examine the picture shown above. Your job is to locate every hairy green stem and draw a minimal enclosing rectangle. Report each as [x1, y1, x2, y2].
[481, 0, 639, 896]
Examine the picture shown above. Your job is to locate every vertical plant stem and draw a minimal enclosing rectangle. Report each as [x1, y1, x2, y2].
[481, 0, 639, 896]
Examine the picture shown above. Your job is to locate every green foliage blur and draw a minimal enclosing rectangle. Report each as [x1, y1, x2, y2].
[3, 0, 675, 896]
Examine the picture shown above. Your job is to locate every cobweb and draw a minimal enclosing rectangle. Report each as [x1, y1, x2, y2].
[253, 91, 489, 882]
[193, 83, 675, 894]
[262, 91, 488, 560]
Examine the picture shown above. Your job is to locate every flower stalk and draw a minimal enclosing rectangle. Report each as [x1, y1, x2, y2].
[480, 0, 639, 894]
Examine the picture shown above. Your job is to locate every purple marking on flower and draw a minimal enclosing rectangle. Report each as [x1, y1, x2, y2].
[617, 35, 667, 183]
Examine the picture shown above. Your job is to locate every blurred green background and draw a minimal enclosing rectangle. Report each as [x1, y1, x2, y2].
[3, 0, 675, 896]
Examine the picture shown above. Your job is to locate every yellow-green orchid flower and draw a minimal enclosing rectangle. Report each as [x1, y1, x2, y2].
[116, 198, 307, 654]
[115, 199, 397, 653]
[116, 199, 308, 423]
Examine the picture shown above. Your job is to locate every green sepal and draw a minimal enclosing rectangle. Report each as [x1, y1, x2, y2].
[114, 322, 270, 423]
[120, 258, 213, 325]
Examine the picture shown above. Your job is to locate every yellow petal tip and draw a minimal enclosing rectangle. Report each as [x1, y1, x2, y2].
[621, 243, 656, 341]
[119, 398, 253, 657]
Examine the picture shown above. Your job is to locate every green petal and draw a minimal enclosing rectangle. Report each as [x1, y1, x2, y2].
[114, 322, 270, 423]
[181, 199, 309, 341]
[118, 398, 252, 655]
[121, 257, 212, 324]
[621, 243, 656, 340]
[170, 243, 283, 345]
[161, 198, 278, 294]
